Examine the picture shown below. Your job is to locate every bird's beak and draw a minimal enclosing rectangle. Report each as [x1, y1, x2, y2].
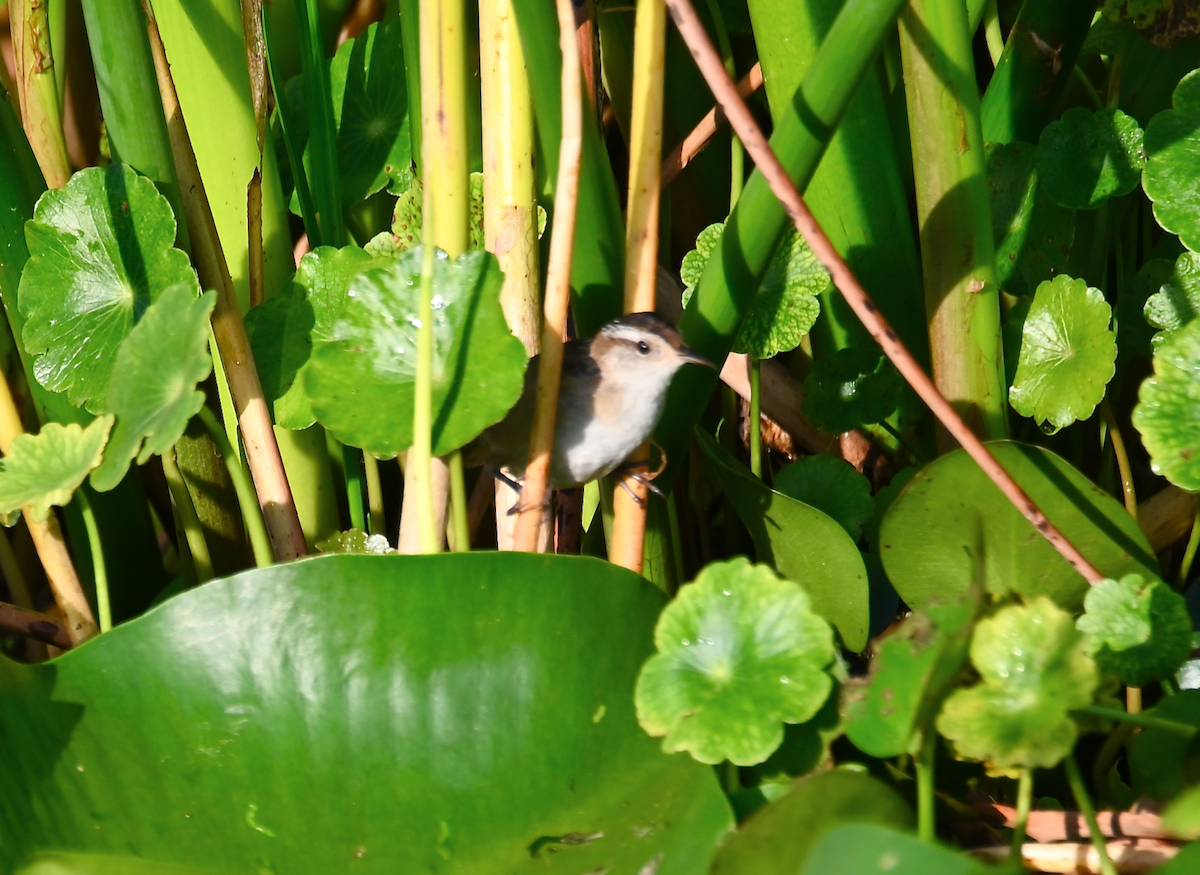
[679, 345, 717, 369]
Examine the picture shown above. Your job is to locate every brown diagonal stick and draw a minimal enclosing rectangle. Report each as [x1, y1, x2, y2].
[142, 1, 307, 562]
[663, 0, 1105, 584]
[661, 62, 762, 188]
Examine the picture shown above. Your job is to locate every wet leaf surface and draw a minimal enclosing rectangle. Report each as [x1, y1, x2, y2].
[1132, 317, 1200, 491]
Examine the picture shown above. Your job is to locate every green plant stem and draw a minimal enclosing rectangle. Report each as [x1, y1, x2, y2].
[1064, 753, 1116, 875]
[342, 445, 366, 532]
[197, 407, 274, 568]
[412, 240, 438, 554]
[1177, 505, 1200, 590]
[749, 357, 762, 479]
[916, 734, 936, 842]
[161, 447, 214, 586]
[364, 453, 384, 537]
[1074, 66, 1105, 112]
[399, 0, 423, 177]
[703, 0, 742, 209]
[1092, 722, 1137, 808]
[1099, 399, 1136, 520]
[73, 490, 110, 633]
[982, 0, 1003, 67]
[1011, 769, 1033, 860]
[1075, 704, 1196, 738]
[294, 0, 344, 246]
[448, 450, 469, 552]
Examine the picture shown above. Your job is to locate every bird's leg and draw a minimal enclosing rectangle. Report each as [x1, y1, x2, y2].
[614, 443, 669, 503]
[489, 467, 524, 493]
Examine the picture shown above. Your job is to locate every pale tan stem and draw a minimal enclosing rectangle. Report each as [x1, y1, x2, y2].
[512, 0, 583, 553]
[661, 62, 762, 188]
[610, 0, 668, 573]
[142, 1, 307, 562]
[1139, 486, 1197, 553]
[9, 0, 70, 189]
[664, 0, 1105, 584]
[398, 453, 449, 553]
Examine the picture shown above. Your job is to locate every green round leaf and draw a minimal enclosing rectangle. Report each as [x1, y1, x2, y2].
[801, 824, 981, 875]
[246, 245, 392, 429]
[1008, 274, 1116, 429]
[1145, 250, 1200, 348]
[696, 429, 870, 651]
[1039, 107, 1146, 210]
[879, 441, 1159, 613]
[0, 416, 112, 522]
[1144, 69, 1200, 251]
[635, 558, 835, 766]
[366, 176, 486, 256]
[0, 553, 733, 873]
[844, 596, 976, 759]
[773, 455, 873, 542]
[1077, 574, 1193, 687]
[1132, 317, 1200, 491]
[681, 224, 826, 358]
[936, 598, 1098, 773]
[18, 164, 199, 411]
[90, 285, 215, 492]
[1130, 690, 1200, 801]
[305, 247, 527, 457]
[1126, 257, 1175, 357]
[986, 141, 1076, 298]
[801, 348, 902, 433]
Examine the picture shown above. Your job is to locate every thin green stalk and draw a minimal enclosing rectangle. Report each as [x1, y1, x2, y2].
[1075, 704, 1196, 738]
[1100, 399, 1136, 520]
[294, 0, 344, 245]
[749, 357, 762, 478]
[703, 0, 742, 208]
[1092, 722, 1137, 808]
[667, 492, 686, 587]
[197, 407, 274, 568]
[982, 0, 1002, 68]
[342, 445, 366, 531]
[1178, 505, 1200, 590]
[916, 734, 936, 842]
[161, 447, 214, 585]
[448, 450, 469, 552]
[1064, 753, 1116, 875]
[399, 0, 423, 177]
[413, 240, 439, 554]
[1011, 769, 1033, 860]
[74, 490, 110, 633]
[364, 453, 385, 536]
[1074, 66, 1105, 111]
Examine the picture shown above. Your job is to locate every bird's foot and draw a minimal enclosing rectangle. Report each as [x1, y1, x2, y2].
[614, 444, 669, 506]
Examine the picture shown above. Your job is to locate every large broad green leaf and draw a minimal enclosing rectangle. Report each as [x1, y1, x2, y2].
[90, 285, 216, 492]
[304, 246, 527, 457]
[246, 245, 392, 429]
[0, 553, 733, 874]
[1144, 70, 1200, 251]
[800, 824, 982, 875]
[772, 455, 873, 542]
[695, 429, 870, 651]
[1077, 573, 1193, 687]
[0, 417, 112, 522]
[1133, 317, 1200, 491]
[634, 558, 834, 766]
[1038, 107, 1146, 210]
[986, 141, 1075, 300]
[936, 598, 1098, 774]
[1008, 275, 1116, 430]
[879, 441, 1158, 613]
[844, 595, 977, 759]
[708, 771, 912, 875]
[18, 163, 200, 412]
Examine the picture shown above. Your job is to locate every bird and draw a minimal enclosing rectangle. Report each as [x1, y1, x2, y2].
[467, 312, 714, 498]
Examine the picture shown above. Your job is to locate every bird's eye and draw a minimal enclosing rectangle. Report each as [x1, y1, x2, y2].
[637, 341, 650, 355]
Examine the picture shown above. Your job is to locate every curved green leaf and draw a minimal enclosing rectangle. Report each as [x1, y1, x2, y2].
[1077, 574, 1193, 687]
[1145, 250, 1200, 348]
[773, 455, 873, 542]
[987, 141, 1075, 299]
[1008, 274, 1116, 429]
[366, 175, 486, 256]
[90, 285, 215, 492]
[1144, 69, 1200, 251]
[635, 558, 835, 766]
[800, 824, 981, 875]
[1133, 317, 1200, 491]
[1126, 257, 1174, 357]
[696, 429, 870, 651]
[305, 246, 527, 457]
[936, 598, 1098, 773]
[879, 441, 1158, 613]
[1039, 107, 1146, 210]
[801, 348, 902, 433]
[0, 553, 733, 873]
[19, 163, 199, 411]
[0, 416, 112, 522]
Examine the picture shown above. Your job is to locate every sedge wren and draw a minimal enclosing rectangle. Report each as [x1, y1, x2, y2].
[468, 312, 713, 493]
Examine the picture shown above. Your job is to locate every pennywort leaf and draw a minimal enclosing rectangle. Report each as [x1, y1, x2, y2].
[0, 417, 113, 522]
[1077, 574, 1193, 687]
[1144, 69, 1200, 252]
[635, 557, 835, 766]
[1039, 107, 1146, 210]
[1144, 250, 1200, 348]
[802, 348, 903, 433]
[1133, 317, 1200, 491]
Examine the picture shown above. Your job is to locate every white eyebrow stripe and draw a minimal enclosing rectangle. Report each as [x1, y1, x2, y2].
[603, 325, 653, 343]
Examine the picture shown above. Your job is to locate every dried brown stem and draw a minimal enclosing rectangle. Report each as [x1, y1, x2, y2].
[661, 62, 762, 188]
[142, 1, 307, 562]
[0, 600, 72, 649]
[663, 0, 1105, 584]
[513, 0, 583, 552]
